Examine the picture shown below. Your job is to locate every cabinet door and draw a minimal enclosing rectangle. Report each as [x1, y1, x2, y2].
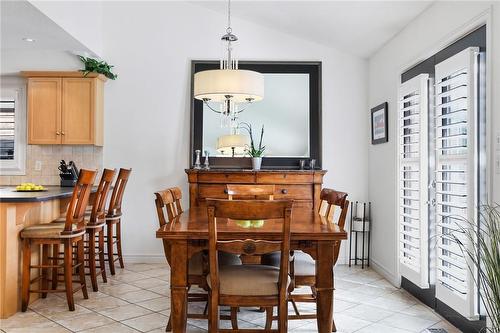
[28, 78, 62, 144]
[62, 78, 94, 144]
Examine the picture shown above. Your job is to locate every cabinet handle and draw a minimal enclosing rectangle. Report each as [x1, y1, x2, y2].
[56, 131, 60, 135]
[281, 189, 288, 194]
[61, 131, 65, 135]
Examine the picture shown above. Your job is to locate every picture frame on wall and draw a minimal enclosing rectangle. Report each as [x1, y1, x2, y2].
[371, 102, 388, 144]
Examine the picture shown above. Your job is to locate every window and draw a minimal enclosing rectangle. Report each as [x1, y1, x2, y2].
[0, 88, 26, 175]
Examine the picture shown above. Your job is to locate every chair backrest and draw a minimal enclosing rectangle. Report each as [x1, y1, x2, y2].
[206, 199, 293, 298]
[107, 168, 132, 217]
[154, 189, 176, 226]
[63, 169, 97, 234]
[88, 168, 116, 225]
[226, 184, 275, 200]
[170, 187, 183, 215]
[319, 188, 349, 264]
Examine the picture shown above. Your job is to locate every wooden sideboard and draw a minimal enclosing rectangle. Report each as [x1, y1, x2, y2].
[185, 169, 327, 211]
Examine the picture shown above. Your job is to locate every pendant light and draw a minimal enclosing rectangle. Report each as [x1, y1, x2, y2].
[193, 0, 264, 128]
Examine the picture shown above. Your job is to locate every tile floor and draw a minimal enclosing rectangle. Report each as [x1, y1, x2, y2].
[0, 263, 461, 333]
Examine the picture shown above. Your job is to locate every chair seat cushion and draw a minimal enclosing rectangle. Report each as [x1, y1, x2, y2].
[207, 264, 289, 296]
[20, 223, 84, 239]
[188, 251, 242, 276]
[262, 250, 315, 277]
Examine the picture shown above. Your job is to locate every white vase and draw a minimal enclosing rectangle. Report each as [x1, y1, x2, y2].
[252, 157, 262, 170]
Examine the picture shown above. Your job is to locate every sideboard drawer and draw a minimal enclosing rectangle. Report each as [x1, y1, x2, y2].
[273, 185, 313, 200]
[198, 184, 227, 199]
[198, 172, 254, 184]
[256, 173, 313, 184]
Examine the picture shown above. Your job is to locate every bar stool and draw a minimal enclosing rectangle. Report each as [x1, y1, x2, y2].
[85, 168, 116, 291]
[20, 169, 97, 311]
[105, 168, 132, 275]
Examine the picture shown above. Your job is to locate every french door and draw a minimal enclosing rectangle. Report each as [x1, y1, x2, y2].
[398, 47, 484, 319]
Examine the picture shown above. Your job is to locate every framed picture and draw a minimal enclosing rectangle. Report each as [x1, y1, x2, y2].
[371, 102, 388, 144]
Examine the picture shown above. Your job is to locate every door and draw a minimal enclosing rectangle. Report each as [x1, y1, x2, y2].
[28, 78, 61, 144]
[62, 78, 94, 144]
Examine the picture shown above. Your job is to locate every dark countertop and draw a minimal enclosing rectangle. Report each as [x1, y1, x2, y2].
[0, 186, 83, 203]
[185, 168, 327, 173]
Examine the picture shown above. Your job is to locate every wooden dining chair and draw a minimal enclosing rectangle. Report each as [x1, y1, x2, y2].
[155, 187, 241, 332]
[262, 188, 349, 332]
[20, 169, 97, 311]
[206, 199, 293, 333]
[226, 184, 275, 200]
[105, 168, 132, 275]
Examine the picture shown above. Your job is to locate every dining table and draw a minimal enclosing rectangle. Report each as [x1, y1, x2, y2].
[155, 205, 347, 333]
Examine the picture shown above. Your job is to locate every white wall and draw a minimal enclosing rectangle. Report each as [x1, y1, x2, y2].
[101, 1, 369, 261]
[29, 0, 103, 57]
[368, 1, 500, 283]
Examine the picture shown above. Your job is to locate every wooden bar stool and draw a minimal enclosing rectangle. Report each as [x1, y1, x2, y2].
[85, 168, 116, 291]
[105, 168, 131, 275]
[20, 169, 97, 311]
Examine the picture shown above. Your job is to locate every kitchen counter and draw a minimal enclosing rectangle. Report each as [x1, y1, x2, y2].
[0, 186, 79, 203]
[0, 185, 99, 318]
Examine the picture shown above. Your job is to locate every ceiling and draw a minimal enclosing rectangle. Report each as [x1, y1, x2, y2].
[191, 1, 434, 58]
[0, 0, 91, 54]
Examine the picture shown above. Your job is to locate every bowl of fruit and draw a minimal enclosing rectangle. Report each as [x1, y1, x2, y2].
[15, 183, 46, 192]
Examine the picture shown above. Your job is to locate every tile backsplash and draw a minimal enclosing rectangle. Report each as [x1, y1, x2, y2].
[0, 145, 103, 186]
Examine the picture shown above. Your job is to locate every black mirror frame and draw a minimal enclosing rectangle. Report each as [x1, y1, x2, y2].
[190, 60, 322, 169]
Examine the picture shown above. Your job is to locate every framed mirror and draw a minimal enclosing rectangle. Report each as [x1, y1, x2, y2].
[190, 61, 321, 169]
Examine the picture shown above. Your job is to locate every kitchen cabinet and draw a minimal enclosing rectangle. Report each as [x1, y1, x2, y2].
[22, 71, 106, 146]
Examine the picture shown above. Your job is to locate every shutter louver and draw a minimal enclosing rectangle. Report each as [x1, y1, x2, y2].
[434, 47, 480, 319]
[398, 74, 430, 288]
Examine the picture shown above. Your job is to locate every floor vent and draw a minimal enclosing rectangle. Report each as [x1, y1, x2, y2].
[426, 329, 448, 333]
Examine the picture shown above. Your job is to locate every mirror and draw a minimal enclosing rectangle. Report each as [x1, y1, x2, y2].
[203, 73, 310, 158]
[191, 61, 321, 169]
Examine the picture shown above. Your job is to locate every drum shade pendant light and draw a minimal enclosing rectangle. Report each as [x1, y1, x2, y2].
[194, 0, 264, 128]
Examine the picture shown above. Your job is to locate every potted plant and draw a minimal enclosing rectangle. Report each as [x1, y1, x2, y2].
[239, 122, 265, 170]
[78, 56, 118, 80]
[443, 205, 500, 332]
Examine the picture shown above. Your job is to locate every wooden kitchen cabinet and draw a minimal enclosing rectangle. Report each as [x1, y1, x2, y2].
[22, 71, 106, 146]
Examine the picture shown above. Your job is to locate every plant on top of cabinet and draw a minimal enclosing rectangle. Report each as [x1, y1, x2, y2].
[79, 56, 118, 80]
[21, 71, 106, 146]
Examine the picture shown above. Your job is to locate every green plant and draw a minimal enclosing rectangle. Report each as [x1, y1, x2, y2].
[78, 56, 118, 80]
[443, 205, 500, 332]
[239, 122, 265, 157]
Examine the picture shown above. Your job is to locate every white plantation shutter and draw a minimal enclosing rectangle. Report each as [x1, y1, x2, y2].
[398, 74, 431, 288]
[434, 47, 480, 319]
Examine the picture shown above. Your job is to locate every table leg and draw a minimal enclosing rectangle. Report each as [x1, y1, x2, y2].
[316, 241, 334, 333]
[170, 240, 188, 333]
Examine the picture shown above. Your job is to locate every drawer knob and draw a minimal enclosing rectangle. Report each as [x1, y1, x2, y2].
[281, 189, 288, 194]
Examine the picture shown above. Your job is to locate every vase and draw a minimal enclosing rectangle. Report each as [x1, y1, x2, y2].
[252, 157, 262, 170]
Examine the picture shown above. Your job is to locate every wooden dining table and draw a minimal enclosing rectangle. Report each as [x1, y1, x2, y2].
[156, 206, 347, 333]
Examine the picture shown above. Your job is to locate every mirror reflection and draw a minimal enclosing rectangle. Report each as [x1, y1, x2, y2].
[202, 73, 310, 158]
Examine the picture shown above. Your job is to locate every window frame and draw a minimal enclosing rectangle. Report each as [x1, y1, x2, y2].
[0, 86, 26, 175]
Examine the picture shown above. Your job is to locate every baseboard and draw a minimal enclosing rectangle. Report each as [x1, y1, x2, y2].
[370, 257, 400, 287]
[123, 255, 166, 264]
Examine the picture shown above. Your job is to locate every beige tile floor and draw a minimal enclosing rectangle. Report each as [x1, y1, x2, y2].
[0, 263, 461, 333]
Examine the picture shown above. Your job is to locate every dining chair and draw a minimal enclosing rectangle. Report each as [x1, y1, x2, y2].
[206, 199, 293, 332]
[262, 188, 349, 332]
[106, 168, 132, 275]
[20, 169, 97, 311]
[154, 187, 241, 332]
[225, 184, 276, 328]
